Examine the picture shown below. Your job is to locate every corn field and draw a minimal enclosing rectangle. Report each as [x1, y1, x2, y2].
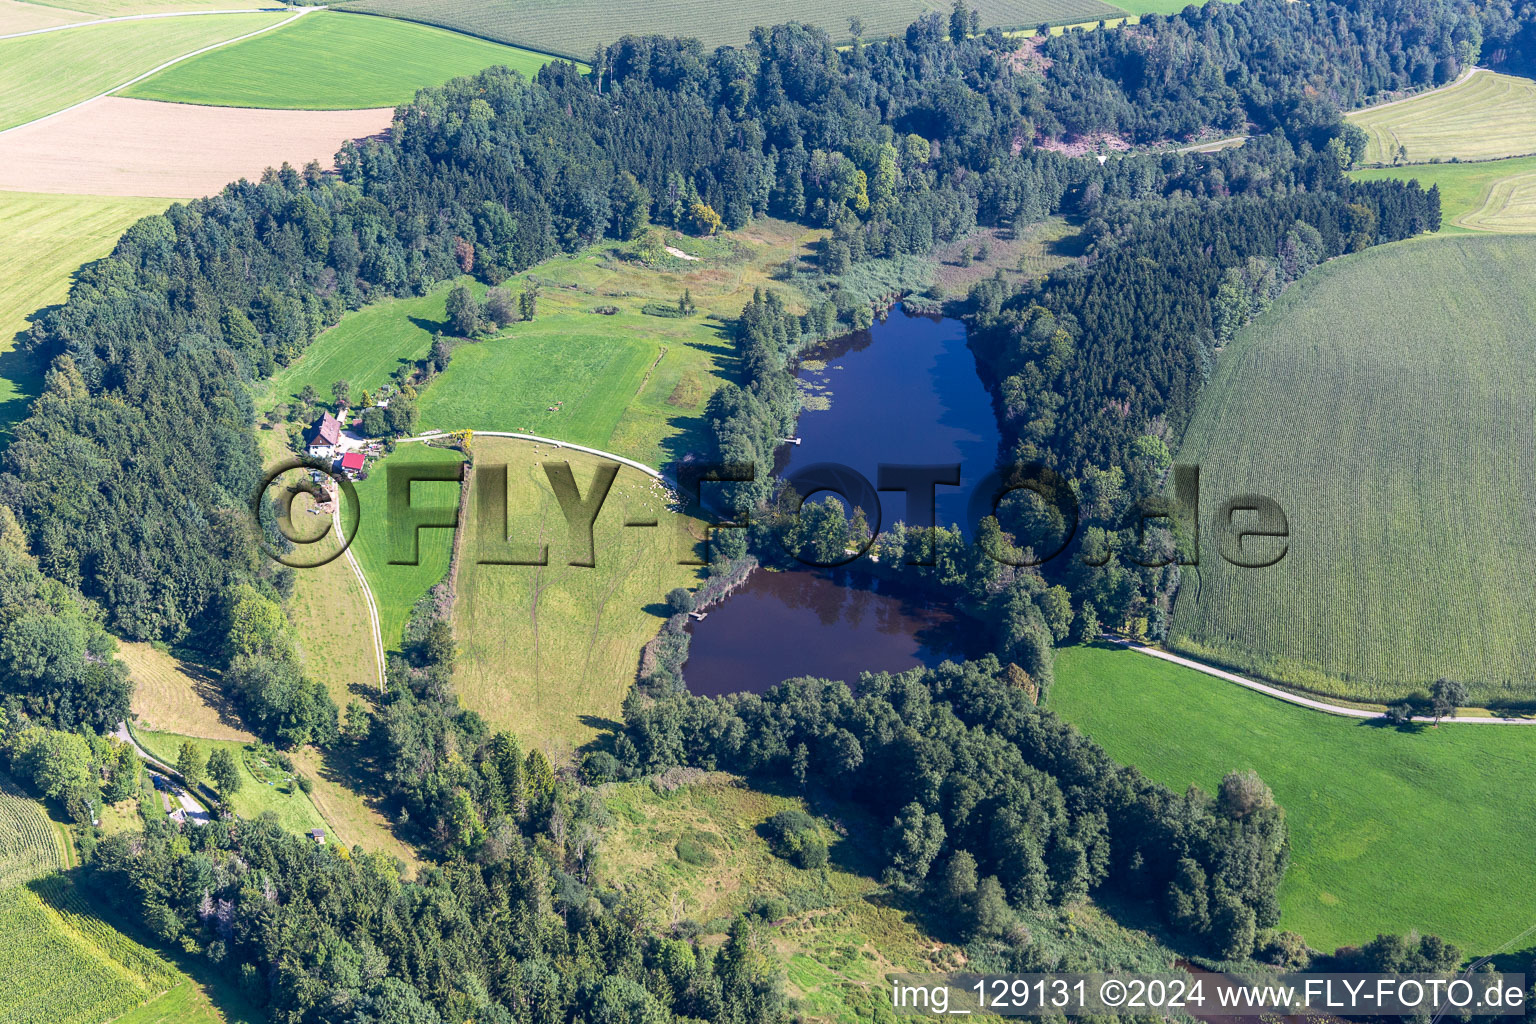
[0, 779, 64, 889]
[1171, 235, 1536, 706]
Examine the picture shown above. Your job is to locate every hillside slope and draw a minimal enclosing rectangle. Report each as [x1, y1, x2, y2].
[1171, 234, 1536, 705]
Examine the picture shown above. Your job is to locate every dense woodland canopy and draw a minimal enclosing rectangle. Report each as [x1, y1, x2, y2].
[0, 0, 1515, 1017]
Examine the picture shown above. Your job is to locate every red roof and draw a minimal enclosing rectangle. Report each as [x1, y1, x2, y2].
[340, 451, 365, 470]
[310, 412, 341, 447]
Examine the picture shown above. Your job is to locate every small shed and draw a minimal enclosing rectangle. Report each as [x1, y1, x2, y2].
[308, 828, 326, 845]
[339, 451, 365, 478]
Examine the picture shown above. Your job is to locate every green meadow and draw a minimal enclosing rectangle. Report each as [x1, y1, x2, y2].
[1351, 155, 1536, 233]
[0, 192, 169, 437]
[347, 441, 465, 651]
[0, 11, 282, 129]
[124, 10, 556, 109]
[1170, 233, 1536, 705]
[1051, 644, 1536, 954]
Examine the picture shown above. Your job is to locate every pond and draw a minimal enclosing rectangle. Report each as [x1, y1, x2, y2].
[683, 308, 1001, 696]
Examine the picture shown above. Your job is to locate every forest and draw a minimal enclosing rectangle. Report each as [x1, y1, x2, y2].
[0, 0, 1518, 1019]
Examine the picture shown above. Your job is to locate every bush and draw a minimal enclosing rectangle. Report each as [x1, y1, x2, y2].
[581, 751, 620, 785]
[765, 809, 827, 869]
[754, 896, 789, 922]
[295, 774, 313, 795]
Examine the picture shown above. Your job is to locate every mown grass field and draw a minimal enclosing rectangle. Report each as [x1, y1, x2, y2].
[348, 441, 465, 651]
[123, 10, 555, 109]
[0, 192, 169, 436]
[1170, 234, 1536, 705]
[452, 437, 696, 750]
[0, 10, 282, 129]
[335, 0, 1124, 61]
[1351, 155, 1536, 233]
[1051, 644, 1536, 954]
[1347, 71, 1536, 165]
[599, 773, 1175, 1022]
[122, 641, 257, 743]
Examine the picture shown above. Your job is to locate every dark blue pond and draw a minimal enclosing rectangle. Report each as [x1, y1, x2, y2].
[684, 309, 1001, 696]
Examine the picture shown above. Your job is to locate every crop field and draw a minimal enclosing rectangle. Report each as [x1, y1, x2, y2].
[0, 98, 393, 198]
[0, 192, 169, 437]
[451, 437, 696, 750]
[0, 876, 179, 1024]
[0, 778, 65, 888]
[1351, 155, 1536, 233]
[348, 442, 466, 651]
[334, 0, 1124, 61]
[1052, 644, 1536, 953]
[0, 11, 282, 129]
[123, 10, 555, 109]
[0, 0, 89, 33]
[1347, 70, 1536, 165]
[1170, 234, 1536, 705]
[122, 641, 257, 742]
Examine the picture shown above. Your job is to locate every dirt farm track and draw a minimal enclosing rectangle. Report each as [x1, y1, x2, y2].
[0, 96, 392, 197]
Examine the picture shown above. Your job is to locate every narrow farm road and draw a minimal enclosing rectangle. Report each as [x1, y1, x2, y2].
[0, 6, 293, 42]
[0, 4, 316, 137]
[1114, 639, 1536, 724]
[111, 721, 213, 823]
[334, 499, 385, 691]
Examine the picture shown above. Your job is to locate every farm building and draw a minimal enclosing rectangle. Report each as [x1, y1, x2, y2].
[307, 412, 342, 460]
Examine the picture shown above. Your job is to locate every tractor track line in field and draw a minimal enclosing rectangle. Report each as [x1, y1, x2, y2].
[335, 501, 385, 691]
[0, 4, 315, 137]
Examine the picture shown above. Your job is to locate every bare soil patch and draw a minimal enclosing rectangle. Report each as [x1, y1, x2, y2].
[0, 95, 391, 197]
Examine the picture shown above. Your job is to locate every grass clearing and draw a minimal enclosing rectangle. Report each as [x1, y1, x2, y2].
[450, 437, 696, 751]
[259, 280, 457, 414]
[1051, 644, 1536, 954]
[122, 641, 256, 743]
[0, 191, 169, 437]
[289, 746, 421, 872]
[0, 10, 282, 129]
[599, 773, 1175, 1022]
[123, 9, 556, 109]
[416, 219, 823, 468]
[334, 0, 1124, 62]
[1170, 234, 1536, 705]
[1347, 70, 1536, 164]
